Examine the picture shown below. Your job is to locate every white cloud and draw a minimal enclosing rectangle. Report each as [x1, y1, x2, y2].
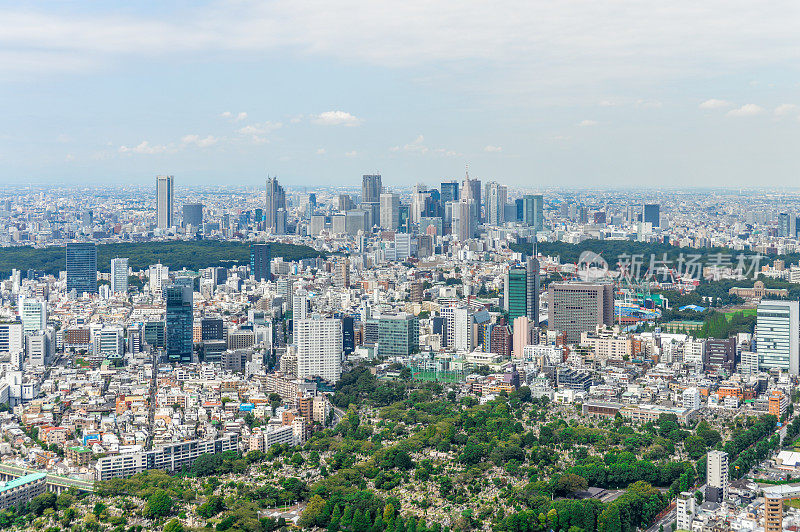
[579, 119, 598, 127]
[483, 145, 502, 152]
[726, 104, 764, 117]
[636, 99, 662, 109]
[390, 135, 458, 156]
[312, 111, 362, 127]
[699, 99, 732, 109]
[220, 111, 248, 122]
[775, 103, 798, 116]
[237, 122, 282, 135]
[181, 134, 218, 148]
[236, 122, 282, 144]
[118, 141, 174, 155]
[344, 150, 358, 157]
[3, 1, 799, 92]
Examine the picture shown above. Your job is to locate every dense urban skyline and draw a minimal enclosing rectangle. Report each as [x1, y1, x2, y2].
[3, 3, 800, 531]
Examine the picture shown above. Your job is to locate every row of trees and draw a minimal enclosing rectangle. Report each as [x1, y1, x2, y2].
[500, 481, 664, 532]
[0, 240, 322, 277]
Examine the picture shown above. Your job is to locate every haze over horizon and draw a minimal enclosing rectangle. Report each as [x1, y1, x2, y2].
[1, 1, 800, 188]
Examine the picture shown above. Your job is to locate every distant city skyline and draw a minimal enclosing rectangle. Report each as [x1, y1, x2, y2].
[1, 2, 800, 187]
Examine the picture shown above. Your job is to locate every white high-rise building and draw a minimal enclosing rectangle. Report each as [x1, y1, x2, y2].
[757, 300, 799, 374]
[380, 192, 400, 230]
[485, 181, 507, 226]
[682, 387, 701, 410]
[295, 317, 343, 382]
[677, 492, 695, 531]
[706, 450, 729, 503]
[18, 297, 46, 334]
[395, 233, 412, 261]
[739, 351, 759, 375]
[451, 200, 476, 242]
[111, 258, 129, 294]
[149, 263, 169, 298]
[0, 323, 23, 355]
[92, 325, 125, 360]
[293, 287, 309, 321]
[441, 306, 473, 352]
[156, 175, 174, 229]
[27, 329, 54, 367]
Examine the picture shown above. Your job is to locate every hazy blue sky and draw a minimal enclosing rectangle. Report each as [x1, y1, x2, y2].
[1, 1, 799, 188]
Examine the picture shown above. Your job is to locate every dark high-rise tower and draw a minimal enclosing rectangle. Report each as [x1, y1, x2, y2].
[523, 194, 544, 231]
[361, 174, 382, 203]
[440, 181, 459, 205]
[643, 204, 660, 228]
[504, 257, 540, 326]
[265, 176, 286, 231]
[250, 244, 272, 282]
[182, 203, 203, 228]
[66, 242, 97, 294]
[165, 284, 193, 363]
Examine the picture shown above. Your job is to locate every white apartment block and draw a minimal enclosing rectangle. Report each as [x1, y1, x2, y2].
[294, 317, 342, 383]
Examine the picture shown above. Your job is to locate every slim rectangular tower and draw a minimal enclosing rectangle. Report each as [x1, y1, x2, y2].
[156, 175, 174, 229]
[66, 242, 97, 294]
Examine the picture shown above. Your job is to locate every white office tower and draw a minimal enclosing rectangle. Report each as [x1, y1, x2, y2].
[485, 181, 507, 225]
[380, 192, 400, 230]
[18, 297, 46, 334]
[677, 492, 695, 531]
[277, 278, 294, 313]
[756, 300, 799, 374]
[441, 306, 473, 351]
[706, 450, 729, 503]
[451, 200, 475, 242]
[10, 270, 21, 294]
[310, 215, 325, 236]
[110, 257, 129, 294]
[293, 287, 309, 321]
[395, 233, 412, 261]
[739, 351, 759, 375]
[92, 325, 125, 361]
[156, 175, 174, 229]
[683, 340, 705, 372]
[682, 387, 701, 410]
[149, 263, 169, 298]
[294, 317, 342, 382]
[27, 329, 54, 367]
[0, 323, 23, 356]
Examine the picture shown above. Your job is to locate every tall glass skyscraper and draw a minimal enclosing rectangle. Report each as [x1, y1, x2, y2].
[504, 258, 540, 326]
[643, 203, 660, 228]
[165, 284, 193, 363]
[250, 244, 272, 281]
[66, 242, 97, 294]
[440, 181, 459, 206]
[523, 194, 544, 231]
[757, 300, 799, 375]
[182, 203, 203, 228]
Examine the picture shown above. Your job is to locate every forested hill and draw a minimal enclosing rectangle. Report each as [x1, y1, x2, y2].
[0, 240, 322, 276]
